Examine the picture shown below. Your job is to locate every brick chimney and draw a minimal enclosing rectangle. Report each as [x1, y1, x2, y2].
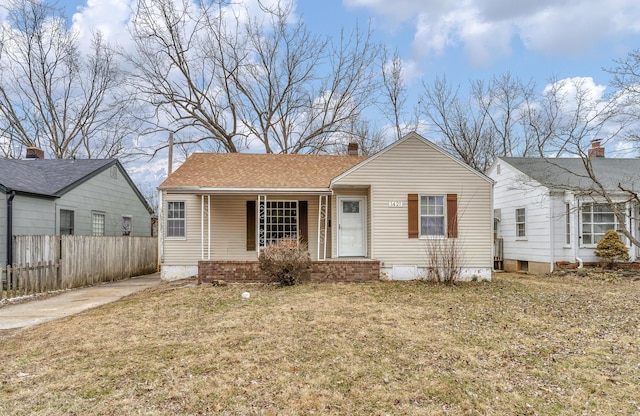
[25, 147, 45, 159]
[588, 140, 605, 158]
[347, 142, 359, 156]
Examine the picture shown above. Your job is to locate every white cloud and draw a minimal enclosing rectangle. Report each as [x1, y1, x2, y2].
[542, 76, 607, 104]
[348, 0, 640, 65]
[71, 0, 135, 51]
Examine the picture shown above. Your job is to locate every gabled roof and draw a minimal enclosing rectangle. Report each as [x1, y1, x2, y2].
[332, 132, 493, 186]
[159, 153, 367, 190]
[0, 158, 153, 213]
[0, 158, 116, 197]
[499, 157, 640, 193]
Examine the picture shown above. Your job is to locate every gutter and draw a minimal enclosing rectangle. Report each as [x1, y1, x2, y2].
[160, 187, 333, 195]
[6, 190, 15, 266]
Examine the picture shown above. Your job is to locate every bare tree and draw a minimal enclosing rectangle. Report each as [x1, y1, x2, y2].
[528, 76, 640, 247]
[380, 48, 408, 141]
[608, 49, 640, 96]
[125, 0, 381, 156]
[607, 49, 640, 143]
[473, 73, 538, 157]
[419, 75, 495, 171]
[419, 73, 538, 171]
[0, 0, 137, 159]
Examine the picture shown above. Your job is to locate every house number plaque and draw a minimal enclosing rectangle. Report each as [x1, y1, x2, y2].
[388, 201, 404, 208]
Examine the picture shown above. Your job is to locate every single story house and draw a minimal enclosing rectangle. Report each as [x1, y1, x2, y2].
[488, 142, 640, 273]
[0, 147, 154, 267]
[158, 132, 494, 282]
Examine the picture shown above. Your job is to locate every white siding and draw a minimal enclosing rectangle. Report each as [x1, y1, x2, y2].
[333, 135, 493, 273]
[489, 160, 553, 265]
[551, 196, 578, 264]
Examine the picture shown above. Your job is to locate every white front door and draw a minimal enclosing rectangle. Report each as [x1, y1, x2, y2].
[338, 197, 366, 257]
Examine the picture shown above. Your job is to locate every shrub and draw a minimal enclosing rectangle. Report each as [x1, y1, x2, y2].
[594, 230, 629, 269]
[422, 237, 463, 284]
[258, 239, 311, 286]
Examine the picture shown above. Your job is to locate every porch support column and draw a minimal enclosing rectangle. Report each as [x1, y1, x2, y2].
[317, 195, 328, 260]
[201, 194, 205, 260]
[200, 194, 212, 260]
[258, 195, 267, 254]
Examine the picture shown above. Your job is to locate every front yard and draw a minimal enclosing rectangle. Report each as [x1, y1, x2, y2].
[1, 273, 639, 415]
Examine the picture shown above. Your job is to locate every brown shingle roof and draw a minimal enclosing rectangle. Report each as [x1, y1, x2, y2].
[159, 153, 367, 190]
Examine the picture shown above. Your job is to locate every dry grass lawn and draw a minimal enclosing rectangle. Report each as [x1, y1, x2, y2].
[1, 273, 639, 415]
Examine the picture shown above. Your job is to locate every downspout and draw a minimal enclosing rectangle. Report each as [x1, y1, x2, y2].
[158, 190, 163, 272]
[549, 193, 555, 273]
[6, 190, 16, 266]
[574, 198, 583, 268]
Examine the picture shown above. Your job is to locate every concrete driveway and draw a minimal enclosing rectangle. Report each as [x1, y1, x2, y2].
[0, 273, 162, 330]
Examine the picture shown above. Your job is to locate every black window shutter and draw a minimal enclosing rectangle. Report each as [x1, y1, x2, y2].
[246, 200, 256, 251]
[299, 201, 308, 244]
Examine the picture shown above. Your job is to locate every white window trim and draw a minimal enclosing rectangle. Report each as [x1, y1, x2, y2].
[580, 203, 621, 248]
[122, 215, 133, 236]
[59, 208, 76, 235]
[515, 207, 526, 240]
[166, 201, 186, 240]
[92, 211, 106, 236]
[260, 200, 299, 248]
[419, 194, 446, 239]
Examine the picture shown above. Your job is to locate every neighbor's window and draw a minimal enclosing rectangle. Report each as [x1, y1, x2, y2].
[92, 212, 105, 236]
[581, 204, 617, 245]
[167, 201, 185, 238]
[420, 195, 445, 237]
[122, 216, 132, 236]
[60, 209, 74, 235]
[263, 200, 298, 246]
[516, 208, 526, 238]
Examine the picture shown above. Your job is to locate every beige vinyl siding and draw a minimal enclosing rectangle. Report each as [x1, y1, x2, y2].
[162, 193, 323, 265]
[332, 135, 492, 269]
[162, 193, 201, 265]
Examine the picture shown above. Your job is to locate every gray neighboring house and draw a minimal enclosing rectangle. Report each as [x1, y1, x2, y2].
[489, 144, 640, 273]
[0, 149, 154, 267]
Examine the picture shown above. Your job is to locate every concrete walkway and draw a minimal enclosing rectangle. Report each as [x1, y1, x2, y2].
[0, 273, 162, 330]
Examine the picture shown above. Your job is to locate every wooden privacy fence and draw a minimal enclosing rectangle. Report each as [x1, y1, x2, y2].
[1, 235, 157, 301]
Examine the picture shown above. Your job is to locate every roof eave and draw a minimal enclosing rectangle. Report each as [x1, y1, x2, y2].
[160, 186, 333, 195]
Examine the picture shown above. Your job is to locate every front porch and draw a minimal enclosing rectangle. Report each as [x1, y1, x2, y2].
[198, 259, 381, 283]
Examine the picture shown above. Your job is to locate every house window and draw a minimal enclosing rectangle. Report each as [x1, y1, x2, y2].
[122, 216, 132, 236]
[167, 201, 185, 238]
[581, 204, 617, 245]
[60, 209, 74, 235]
[565, 203, 571, 245]
[263, 200, 298, 246]
[420, 195, 445, 237]
[92, 212, 105, 236]
[516, 208, 526, 238]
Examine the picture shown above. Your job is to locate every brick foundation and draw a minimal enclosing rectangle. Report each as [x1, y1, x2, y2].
[198, 259, 381, 283]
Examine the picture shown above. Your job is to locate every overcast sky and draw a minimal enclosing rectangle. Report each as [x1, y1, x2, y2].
[6, 0, 640, 189]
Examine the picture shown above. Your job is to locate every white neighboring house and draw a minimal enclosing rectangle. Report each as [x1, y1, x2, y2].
[488, 145, 640, 274]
